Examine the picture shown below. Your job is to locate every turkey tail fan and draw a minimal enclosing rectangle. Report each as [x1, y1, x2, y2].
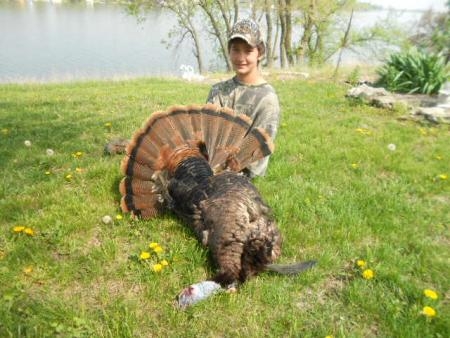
[119, 177, 164, 219]
[119, 103, 275, 219]
[230, 127, 274, 172]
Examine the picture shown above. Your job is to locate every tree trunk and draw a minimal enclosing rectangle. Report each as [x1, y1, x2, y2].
[278, 0, 288, 68]
[264, 0, 274, 68]
[298, 0, 315, 65]
[199, 1, 234, 71]
[333, 9, 354, 78]
[284, 0, 294, 66]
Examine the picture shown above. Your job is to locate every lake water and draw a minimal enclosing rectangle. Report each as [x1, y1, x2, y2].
[0, 1, 425, 83]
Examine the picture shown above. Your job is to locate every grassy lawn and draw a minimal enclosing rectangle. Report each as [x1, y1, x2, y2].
[0, 76, 448, 337]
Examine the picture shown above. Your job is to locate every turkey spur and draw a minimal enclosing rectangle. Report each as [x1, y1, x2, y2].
[119, 104, 316, 308]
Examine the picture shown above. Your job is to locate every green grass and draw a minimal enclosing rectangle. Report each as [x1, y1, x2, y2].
[0, 76, 449, 337]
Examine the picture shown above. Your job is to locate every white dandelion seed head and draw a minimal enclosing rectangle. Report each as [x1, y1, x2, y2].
[102, 215, 113, 224]
[24, 140, 32, 147]
[46, 148, 55, 156]
[387, 143, 396, 151]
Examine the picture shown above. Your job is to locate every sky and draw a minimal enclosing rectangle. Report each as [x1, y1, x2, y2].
[366, 0, 448, 11]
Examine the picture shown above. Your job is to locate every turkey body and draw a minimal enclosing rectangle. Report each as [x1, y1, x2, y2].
[167, 156, 282, 286]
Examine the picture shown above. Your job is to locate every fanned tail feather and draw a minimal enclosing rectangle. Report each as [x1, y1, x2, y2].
[233, 128, 274, 171]
[119, 104, 275, 219]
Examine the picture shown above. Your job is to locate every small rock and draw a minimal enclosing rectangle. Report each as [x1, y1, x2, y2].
[102, 215, 113, 224]
[104, 138, 129, 155]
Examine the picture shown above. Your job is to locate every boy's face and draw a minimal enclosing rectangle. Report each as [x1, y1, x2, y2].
[229, 39, 260, 78]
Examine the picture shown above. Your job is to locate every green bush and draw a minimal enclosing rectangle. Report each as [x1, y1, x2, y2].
[376, 48, 449, 94]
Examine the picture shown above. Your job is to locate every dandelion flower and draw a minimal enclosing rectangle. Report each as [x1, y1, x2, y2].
[139, 251, 151, 260]
[355, 127, 371, 135]
[105, 122, 112, 128]
[45, 171, 51, 175]
[1, 128, 9, 135]
[13, 226, 26, 233]
[24, 227, 35, 236]
[435, 155, 442, 160]
[65, 174, 72, 180]
[115, 214, 123, 220]
[152, 263, 163, 272]
[75, 167, 83, 173]
[160, 259, 169, 266]
[23, 266, 33, 274]
[24, 140, 32, 147]
[72, 151, 83, 158]
[421, 306, 436, 318]
[356, 259, 367, 268]
[325, 336, 334, 338]
[387, 143, 396, 151]
[46, 148, 55, 156]
[419, 128, 427, 136]
[102, 215, 113, 224]
[149, 242, 159, 249]
[351, 163, 359, 169]
[362, 269, 374, 280]
[153, 245, 164, 254]
[423, 289, 438, 300]
[438, 174, 448, 180]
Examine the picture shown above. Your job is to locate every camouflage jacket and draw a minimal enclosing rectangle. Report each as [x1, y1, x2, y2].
[206, 76, 280, 177]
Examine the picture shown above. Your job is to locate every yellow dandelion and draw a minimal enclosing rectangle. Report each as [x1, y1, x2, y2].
[72, 151, 83, 158]
[23, 227, 35, 236]
[435, 155, 442, 160]
[356, 259, 367, 268]
[423, 289, 438, 300]
[105, 122, 112, 128]
[139, 251, 151, 260]
[115, 214, 123, 220]
[45, 171, 51, 175]
[351, 163, 359, 169]
[419, 128, 427, 136]
[152, 263, 163, 272]
[355, 128, 371, 135]
[362, 269, 374, 280]
[65, 174, 73, 180]
[149, 242, 159, 249]
[160, 259, 169, 266]
[13, 226, 26, 233]
[438, 174, 448, 180]
[23, 266, 33, 275]
[75, 167, 83, 173]
[153, 245, 164, 254]
[325, 336, 334, 338]
[1, 128, 9, 135]
[421, 306, 436, 318]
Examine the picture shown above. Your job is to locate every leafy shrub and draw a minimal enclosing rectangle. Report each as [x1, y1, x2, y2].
[376, 48, 449, 95]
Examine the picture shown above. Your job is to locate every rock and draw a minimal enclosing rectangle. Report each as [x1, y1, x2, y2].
[347, 83, 450, 124]
[104, 138, 129, 155]
[413, 107, 450, 124]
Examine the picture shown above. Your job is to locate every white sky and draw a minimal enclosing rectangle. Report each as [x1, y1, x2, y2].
[366, 0, 447, 11]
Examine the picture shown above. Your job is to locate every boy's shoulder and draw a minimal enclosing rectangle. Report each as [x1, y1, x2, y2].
[211, 77, 276, 95]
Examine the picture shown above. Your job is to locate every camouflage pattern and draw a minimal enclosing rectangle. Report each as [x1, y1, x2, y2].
[206, 76, 280, 177]
[229, 18, 263, 48]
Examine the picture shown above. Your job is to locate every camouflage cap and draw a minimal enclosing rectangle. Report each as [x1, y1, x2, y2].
[228, 18, 263, 48]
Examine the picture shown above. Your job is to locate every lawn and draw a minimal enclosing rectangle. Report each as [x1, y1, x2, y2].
[0, 76, 448, 337]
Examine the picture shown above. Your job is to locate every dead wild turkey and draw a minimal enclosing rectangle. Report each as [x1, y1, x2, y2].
[119, 104, 315, 308]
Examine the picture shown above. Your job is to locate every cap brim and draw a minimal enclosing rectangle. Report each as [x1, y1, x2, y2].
[229, 34, 256, 47]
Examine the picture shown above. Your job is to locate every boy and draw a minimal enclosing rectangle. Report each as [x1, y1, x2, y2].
[206, 18, 280, 178]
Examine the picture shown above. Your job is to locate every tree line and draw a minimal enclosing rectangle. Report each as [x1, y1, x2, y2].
[126, 0, 449, 75]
